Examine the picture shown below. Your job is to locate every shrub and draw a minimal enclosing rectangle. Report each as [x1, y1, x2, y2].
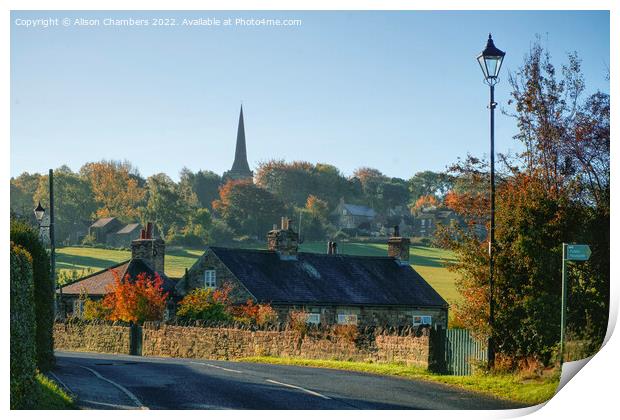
[176, 287, 232, 322]
[83, 298, 111, 320]
[207, 220, 235, 246]
[333, 324, 359, 343]
[288, 310, 310, 336]
[232, 299, 278, 326]
[102, 271, 168, 323]
[10, 219, 54, 371]
[10, 244, 37, 409]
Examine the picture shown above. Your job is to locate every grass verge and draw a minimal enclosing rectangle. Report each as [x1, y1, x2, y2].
[29, 372, 75, 409]
[238, 356, 559, 406]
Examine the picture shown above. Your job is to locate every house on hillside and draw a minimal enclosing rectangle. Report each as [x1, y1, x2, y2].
[412, 208, 462, 238]
[111, 223, 143, 248]
[332, 199, 377, 231]
[88, 217, 123, 244]
[176, 219, 448, 328]
[58, 223, 176, 318]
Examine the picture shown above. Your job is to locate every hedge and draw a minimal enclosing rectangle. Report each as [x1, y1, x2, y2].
[10, 219, 55, 370]
[10, 244, 37, 409]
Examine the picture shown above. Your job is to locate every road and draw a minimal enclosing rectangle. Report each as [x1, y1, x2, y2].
[52, 351, 525, 410]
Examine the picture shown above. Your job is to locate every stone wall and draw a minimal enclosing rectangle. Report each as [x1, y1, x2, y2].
[54, 322, 433, 368]
[53, 322, 131, 354]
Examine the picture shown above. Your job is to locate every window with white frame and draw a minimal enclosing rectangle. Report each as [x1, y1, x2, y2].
[412, 315, 432, 326]
[73, 299, 85, 318]
[204, 270, 216, 289]
[337, 313, 358, 325]
[306, 313, 321, 325]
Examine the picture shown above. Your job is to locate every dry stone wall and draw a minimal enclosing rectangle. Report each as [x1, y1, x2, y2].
[54, 322, 433, 368]
[53, 322, 131, 354]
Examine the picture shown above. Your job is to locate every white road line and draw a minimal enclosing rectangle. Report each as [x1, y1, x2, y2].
[48, 371, 75, 397]
[189, 361, 243, 373]
[265, 379, 332, 400]
[79, 365, 149, 410]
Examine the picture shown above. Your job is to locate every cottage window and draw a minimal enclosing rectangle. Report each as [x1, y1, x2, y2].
[73, 299, 85, 318]
[413, 315, 432, 326]
[306, 313, 321, 325]
[204, 270, 216, 289]
[337, 314, 358, 325]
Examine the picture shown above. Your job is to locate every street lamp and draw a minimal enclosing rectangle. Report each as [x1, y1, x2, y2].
[34, 201, 46, 223]
[33, 170, 57, 318]
[477, 33, 505, 369]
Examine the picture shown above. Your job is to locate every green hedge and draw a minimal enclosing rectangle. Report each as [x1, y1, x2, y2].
[10, 219, 55, 370]
[10, 244, 37, 409]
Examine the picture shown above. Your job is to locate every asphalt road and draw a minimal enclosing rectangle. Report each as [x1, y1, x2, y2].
[52, 351, 525, 410]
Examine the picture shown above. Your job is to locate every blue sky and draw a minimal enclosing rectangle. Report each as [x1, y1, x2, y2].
[11, 10, 609, 181]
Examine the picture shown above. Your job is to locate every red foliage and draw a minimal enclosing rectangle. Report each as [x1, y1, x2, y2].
[102, 270, 168, 323]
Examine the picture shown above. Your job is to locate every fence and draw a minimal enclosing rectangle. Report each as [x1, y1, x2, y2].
[443, 328, 487, 375]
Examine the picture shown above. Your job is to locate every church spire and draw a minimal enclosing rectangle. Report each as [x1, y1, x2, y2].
[223, 105, 253, 182]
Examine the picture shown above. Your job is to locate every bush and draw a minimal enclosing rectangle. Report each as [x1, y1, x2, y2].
[10, 244, 37, 409]
[231, 299, 279, 326]
[83, 298, 111, 320]
[332, 324, 359, 343]
[10, 219, 55, 371]
[176, 287, 232, 322]
[103, 271, 168, 323]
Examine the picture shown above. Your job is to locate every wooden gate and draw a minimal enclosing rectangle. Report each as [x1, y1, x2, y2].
[444, 328, 487, 375]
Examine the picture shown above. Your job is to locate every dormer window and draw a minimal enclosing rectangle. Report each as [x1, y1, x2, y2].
[204, 270, 216, 289]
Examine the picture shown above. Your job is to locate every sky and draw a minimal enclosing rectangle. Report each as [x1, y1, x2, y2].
[10, 10, 609, 181]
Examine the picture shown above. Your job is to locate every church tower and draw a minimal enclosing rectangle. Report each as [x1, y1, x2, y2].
[223, 105, 253, 182]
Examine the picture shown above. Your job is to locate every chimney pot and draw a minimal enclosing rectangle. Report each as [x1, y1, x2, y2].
[268, 217, 299, 260]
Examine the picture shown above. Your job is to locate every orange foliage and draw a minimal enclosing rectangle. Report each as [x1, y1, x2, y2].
[102, 270, 168, 323]
[232, 299, 278, 326]
[411, 194, 438, 213]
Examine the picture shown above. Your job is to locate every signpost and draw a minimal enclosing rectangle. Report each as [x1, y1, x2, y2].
[560, 243, 591, 364]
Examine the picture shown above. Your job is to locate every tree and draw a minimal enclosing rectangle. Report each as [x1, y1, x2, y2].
[102, 271, 168, 323]
[408, 171, 453, 202]
[179, 168, 222, 210]
[80, 160, 146, 220]
[438, 39, 609, 367]
[142, 173, 188, 238]
[212, 179, 285, 238]
[10, 172, 42, 217]
[33, 166, 96, 244]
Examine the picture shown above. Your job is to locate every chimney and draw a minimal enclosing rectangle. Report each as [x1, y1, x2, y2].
[267, 217, 299, 260]
[131, 221, 165, 272]
[387, 225, 410, 265]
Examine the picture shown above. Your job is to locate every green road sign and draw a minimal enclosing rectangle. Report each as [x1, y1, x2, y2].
[566, 244, 592, 261]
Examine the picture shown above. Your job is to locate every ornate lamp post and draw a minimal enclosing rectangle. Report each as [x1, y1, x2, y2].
[33, 169, 57, 318]
[477, 34, 505, 369]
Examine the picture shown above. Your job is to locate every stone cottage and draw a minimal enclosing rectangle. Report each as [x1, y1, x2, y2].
[332, 198, 377, 231]
[88, 217, 123, 244]
[177, 219, 448, 328]
[58, 223, 176, 318]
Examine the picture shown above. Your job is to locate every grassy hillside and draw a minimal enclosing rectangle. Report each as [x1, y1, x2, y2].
[56, 242, 461, 304]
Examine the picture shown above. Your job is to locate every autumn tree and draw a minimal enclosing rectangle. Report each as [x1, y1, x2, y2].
[438, 39, 609, 366]
[80, 160, 146, 220]
[103, 271, 168, 323]
[10, 172, 42, 217]
[212, 179, 285, 238]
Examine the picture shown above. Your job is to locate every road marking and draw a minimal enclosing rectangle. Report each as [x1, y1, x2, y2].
[189, 361, 243, 373]
[79, 365, 149, 410]
[265, 379, 331, 400]
[48, 371, 75, 397]
[80, 399, 143, 410]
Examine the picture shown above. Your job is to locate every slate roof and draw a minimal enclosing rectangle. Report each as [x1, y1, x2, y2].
[343, 204, 376, 218]
[116, 223, 141, 235]
[90, 217, 117, 228]
[59, 259, 175, 296]
[209, 247, 447, 308]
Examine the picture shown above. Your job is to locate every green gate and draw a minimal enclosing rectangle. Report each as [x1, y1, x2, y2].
[444, 329, 487, 375]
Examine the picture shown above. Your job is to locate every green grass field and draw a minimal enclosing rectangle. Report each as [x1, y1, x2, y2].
[56, 242, 461, 304]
